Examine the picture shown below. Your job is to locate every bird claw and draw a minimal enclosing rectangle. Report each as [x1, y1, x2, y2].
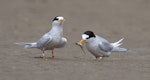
[96, 57, 103, 60]
[42, 56, 48, 60]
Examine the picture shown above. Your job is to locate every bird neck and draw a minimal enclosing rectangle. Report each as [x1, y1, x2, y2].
[49, 24, 63, 36]
[87, 37, 96, 43]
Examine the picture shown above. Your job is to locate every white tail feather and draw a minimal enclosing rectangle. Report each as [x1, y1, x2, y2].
[111, 38, 124, 47]
[111, 38, 127, 52]
[15, 42, 37, 48]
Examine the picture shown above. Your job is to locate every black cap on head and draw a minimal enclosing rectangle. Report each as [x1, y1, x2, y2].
[83, 31, 96, 39]
[52, 16, 59, 21]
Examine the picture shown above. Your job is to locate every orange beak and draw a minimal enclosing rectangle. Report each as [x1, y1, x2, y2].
[78, 39, 86, 45]
[59, 18, 65, 23]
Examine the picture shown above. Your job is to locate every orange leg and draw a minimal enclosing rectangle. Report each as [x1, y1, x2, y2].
[52, 50, 55, 59]
[42, 50, 48, 60]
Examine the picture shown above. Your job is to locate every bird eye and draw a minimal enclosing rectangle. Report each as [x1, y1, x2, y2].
[86, 37, 90, 39]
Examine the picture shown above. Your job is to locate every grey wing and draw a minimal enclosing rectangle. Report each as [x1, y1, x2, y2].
[98, 41, 113, 52]
[36, 33, 52, 48]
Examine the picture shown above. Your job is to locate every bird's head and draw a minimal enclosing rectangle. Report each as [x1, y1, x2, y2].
[77, 31, 96, 45]
[52, 16, 65, 27]
[52, 16, 65, 24]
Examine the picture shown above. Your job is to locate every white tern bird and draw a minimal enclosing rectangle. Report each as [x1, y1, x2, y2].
[76, 31, 127, 59]
[16, 16, 67, 59]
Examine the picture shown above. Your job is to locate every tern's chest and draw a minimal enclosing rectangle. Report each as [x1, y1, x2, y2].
[48, 34, 62, 47]
[86, 41, 98, 52]
[85, 40, 103, 57]
[52, 37, 61, 44]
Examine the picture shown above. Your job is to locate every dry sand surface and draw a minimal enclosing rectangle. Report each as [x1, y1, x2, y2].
[0, 0, 150, 80]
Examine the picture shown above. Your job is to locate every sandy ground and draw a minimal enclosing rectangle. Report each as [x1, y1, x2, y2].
[0, 0, 150, 80]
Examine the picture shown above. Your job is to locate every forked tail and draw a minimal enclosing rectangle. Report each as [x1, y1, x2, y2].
[111, 38, 127, 52]
[15, 42, 37, 48]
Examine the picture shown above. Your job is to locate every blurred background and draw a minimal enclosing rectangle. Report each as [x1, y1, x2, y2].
[0, 0, 150, 47]
[0, 0, 150, 80]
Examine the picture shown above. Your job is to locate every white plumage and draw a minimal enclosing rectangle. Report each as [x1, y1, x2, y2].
[77, 31, 127, 59]
[15, 16, 67, 59]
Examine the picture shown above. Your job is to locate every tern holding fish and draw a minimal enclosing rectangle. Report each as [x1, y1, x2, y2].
[76, 31, 127, 59]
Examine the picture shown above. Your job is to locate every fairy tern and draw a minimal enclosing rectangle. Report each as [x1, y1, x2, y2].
[76, 31, 127, 59]
[16, 16, 67, 59]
